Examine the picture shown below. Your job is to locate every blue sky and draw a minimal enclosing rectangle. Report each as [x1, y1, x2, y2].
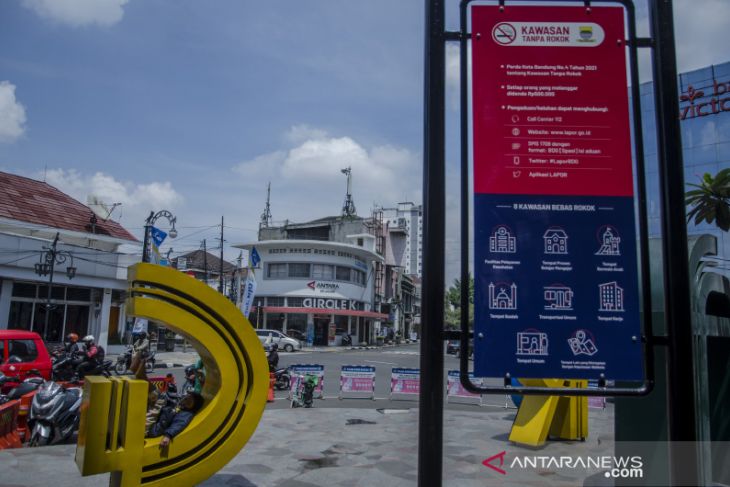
[0, 0, 728, 282]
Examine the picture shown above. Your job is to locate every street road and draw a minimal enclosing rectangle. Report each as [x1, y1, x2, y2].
[161, 343, 517, 411]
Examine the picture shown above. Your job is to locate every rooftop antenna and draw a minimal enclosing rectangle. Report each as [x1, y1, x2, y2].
[260, 182, 272, 229]
[341, 166, 357, 217]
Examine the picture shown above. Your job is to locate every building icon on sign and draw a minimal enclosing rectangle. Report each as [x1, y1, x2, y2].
[599, 281, 624, 311]
[490, 225, 516, 253]
[544, 284, 574, 310]
[543, 227, 569, 254]
[595, 227, 621, 256]
[489, 282, 517, 310]
[516, 330, 549, 356]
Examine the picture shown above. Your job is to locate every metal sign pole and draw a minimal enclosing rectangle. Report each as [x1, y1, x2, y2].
[419, 0, 446, 485]
[647, 1, 699, 485]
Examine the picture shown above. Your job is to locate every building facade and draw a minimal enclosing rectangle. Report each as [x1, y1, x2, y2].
[0, 172, 138, 348]
[381, 202, 423, 278]
[234, 239, 386, 346]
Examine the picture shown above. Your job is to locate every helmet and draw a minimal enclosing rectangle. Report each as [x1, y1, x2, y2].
[66, 333, 79, 343]
[81, 335, 95, 345]
[137, 331, 147, 339]
[270, 343, 278, 351]
[185, 365, 197, 378]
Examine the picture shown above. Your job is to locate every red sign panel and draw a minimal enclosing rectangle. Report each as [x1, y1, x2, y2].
[472, 6, 633, 197]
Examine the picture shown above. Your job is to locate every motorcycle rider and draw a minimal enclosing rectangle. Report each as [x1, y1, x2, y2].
[63, 333, 82, 354]
[267, 343, 279, 372]
[74, 335, 102, 378]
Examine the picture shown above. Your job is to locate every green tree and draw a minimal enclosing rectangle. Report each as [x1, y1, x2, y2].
[686, 168, 730, 232]
[444, 276, 474, 330]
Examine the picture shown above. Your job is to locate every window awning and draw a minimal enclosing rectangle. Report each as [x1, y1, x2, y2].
[253, 306, 388, 320]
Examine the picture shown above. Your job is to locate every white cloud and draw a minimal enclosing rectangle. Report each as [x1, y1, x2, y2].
[22, 0, 129, 27]
[674, 0, 730, 74]
[231, 127, 421, 221]
[0, 82, 27, 143]
[285, 125, 328, 144]
[41, 169, 183, 236]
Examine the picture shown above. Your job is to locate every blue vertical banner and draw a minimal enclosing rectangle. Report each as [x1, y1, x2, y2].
[471, 6, 643, 381]
[149, 226, 167, 265]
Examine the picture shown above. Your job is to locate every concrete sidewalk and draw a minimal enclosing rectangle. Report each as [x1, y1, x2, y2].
[0, 404, 615, 486]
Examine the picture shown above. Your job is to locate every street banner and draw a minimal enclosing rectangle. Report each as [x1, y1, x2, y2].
[339, 365, 376, 399]
[390, 368, 420, 397]
[289, 364, 325, 399]
[131, 318, 148, 334]
[446, 370, 483, 403]
[471, 6, 643, 381]
[240, 269, 257, 318]
[150, 226, 167, 264]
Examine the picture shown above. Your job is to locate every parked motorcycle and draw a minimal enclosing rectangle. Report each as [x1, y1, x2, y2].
[28, 380, 83, 446]
[0, 371, 44, 405]
[273, 367, 291, 391]
[114, 347, 156, 375]
[51, 351, 78, 382]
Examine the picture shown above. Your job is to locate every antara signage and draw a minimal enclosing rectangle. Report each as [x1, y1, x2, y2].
[679, 79, 730, 120]
[302, 297, 357, 310]
[307, 281, 340, 293]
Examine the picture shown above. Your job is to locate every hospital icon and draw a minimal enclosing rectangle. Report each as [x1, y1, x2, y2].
[489, 225, 516, 253]
[516, 330, 549, 356]
[489, 282, 517, 310]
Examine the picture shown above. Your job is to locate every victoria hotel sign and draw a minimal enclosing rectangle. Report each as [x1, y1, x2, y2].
[679, 78, 730, 120]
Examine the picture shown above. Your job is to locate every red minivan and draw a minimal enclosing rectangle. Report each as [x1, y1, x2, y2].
[0, 330, 53, 392]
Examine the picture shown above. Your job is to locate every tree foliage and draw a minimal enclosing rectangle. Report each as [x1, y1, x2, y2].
[444, 276, 474, 330]
[686, 168, 730, 232]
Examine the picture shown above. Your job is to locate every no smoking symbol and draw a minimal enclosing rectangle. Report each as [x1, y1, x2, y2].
[492, 23, 516, 45]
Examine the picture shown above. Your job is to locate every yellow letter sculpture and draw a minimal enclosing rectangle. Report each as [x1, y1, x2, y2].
[75, 263, 269, 486]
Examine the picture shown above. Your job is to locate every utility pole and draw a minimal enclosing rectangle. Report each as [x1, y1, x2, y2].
[202, 239, 209, 284]
[219, 216, 224, 294]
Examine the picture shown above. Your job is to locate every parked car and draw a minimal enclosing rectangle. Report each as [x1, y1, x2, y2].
[0, 330, 53, 392]
[446, 340, 460, 355]
[286, 329, 306, 342]
[255, 329, 302, 353]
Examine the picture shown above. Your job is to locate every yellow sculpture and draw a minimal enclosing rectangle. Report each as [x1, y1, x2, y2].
[75, 263, 269, 486]
[508, 379, 588, 447]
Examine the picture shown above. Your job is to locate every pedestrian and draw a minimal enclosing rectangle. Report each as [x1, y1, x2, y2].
[130, 331, 150, 380]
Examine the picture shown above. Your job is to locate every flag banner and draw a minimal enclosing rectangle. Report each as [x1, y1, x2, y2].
[240, 269, 257, 318]
[250, 246, 261, 267]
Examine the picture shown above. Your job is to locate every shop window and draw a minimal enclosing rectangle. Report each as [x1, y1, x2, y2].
[12, 282, 36, 298]
[7, 339, 38, 362]
[288, 263, 311, 278]
[287, 297, 304, 307]
[266, 297, 285, 307]
[8, 302, 33, 331]
[66, 287, 91, 302]
[267, 263, 287, 278]
[336, 266, 351, 281]
[312, 264, 333, 280]
[64, 305, 90, 338]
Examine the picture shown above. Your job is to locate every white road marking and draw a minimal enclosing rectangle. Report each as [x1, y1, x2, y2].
[364, 360, 397, 365]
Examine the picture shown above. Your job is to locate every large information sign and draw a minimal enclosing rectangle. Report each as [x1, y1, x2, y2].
[471, 6, 643, 381]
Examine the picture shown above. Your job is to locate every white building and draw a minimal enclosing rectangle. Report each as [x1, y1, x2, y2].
[381, 202, 423, 278]
[233, 239, 386, 346]
[0, 172, 139, 348]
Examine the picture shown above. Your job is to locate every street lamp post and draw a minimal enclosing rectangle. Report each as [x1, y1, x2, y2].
[142, 210, 178, 263]
[34, 232, 76, 341]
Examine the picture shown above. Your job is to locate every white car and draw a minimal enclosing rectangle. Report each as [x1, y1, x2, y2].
[255, 329, 302, 353]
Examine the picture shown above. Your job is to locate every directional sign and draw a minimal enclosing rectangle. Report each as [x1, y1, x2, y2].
[471, 6, 643, 381]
